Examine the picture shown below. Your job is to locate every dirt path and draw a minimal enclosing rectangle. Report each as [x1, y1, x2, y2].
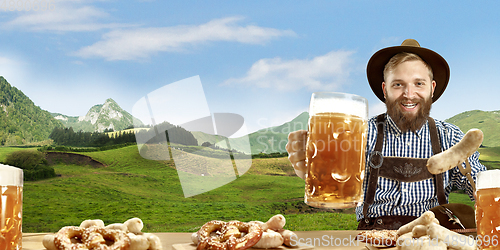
[45, 151, 106, 168]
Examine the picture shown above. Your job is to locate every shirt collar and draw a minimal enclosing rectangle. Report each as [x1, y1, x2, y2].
[385, 113, 428, 138]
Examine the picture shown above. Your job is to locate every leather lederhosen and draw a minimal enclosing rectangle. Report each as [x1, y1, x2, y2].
[357, 114, 447, 230]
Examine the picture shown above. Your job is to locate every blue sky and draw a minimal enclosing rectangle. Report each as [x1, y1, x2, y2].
[1, 1, 500, 135]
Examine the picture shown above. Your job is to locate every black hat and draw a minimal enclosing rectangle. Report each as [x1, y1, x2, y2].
[367, 39, 450, 103]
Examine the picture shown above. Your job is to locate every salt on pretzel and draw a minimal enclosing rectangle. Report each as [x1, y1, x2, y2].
[196, 220, 263, 250]
[427, 129, 483, 175]
[53, 226, 87, 250]
[83, 226, 130, 250]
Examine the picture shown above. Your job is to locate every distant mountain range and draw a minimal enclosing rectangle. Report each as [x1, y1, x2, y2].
[2, 75, 500, 151]
[51, 98, 143, 133]
[190, 112, 308, 154]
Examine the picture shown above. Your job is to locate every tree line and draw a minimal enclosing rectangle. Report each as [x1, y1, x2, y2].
[49, 127, 136, 147]
[49, 121, 198, 147]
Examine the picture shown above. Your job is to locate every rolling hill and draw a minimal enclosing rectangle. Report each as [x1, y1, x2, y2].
[445, 110, 500, 147]
[191, 111, 309, 154]
[0, 76, 63, 145]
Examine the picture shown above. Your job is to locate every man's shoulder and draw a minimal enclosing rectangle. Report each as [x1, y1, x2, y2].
[430, 117, 466, 146]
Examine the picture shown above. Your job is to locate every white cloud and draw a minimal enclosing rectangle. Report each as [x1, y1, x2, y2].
[2, 3, 132, 32]
[223, 50, 355, 91]
[73, 17, 296, 61]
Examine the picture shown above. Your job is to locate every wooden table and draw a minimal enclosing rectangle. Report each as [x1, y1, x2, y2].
[22, 231, 394, 250]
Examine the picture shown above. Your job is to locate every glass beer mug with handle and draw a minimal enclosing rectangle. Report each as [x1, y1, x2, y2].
[476, 169, 500, 249]
[305, 92, 368, 209]
[0, 164, 23, 250]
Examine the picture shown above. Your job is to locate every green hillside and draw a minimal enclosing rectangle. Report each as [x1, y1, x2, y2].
[191, 112, 309, 154]
[445, 110, 500, 147]
[0, 76, 63, 145]
[478, 147, 500, 169]
[17, 145, 359, 233]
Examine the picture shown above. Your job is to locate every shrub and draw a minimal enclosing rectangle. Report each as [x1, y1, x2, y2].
[4, 150, 56, 181]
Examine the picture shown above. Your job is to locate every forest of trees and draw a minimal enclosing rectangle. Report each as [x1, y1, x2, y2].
[0, 76, 63, 145]
[49, 127, 136, 147]
[49, 121, 198, 147]
[134, 121, 198, 146]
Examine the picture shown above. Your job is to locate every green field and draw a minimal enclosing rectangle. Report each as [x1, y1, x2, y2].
[0, 145, 485, 233]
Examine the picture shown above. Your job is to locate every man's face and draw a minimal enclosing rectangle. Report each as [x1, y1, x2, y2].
[382, 60, 436, 132]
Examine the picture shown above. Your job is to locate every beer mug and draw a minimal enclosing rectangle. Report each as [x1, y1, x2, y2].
[305, 92, 368, 209]
[0, 164, 23, 250]
[476, 169, 500, 249]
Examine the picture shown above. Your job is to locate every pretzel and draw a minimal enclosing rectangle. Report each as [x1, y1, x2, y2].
[46, 218, 159, 250]
[427, 129, 483, 175]
[53, 226, 88, 250]
[196, 220, 263, 250]
[83, 226, 130, 250]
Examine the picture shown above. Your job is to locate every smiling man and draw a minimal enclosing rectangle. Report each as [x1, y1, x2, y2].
[286, 39, 486, 230]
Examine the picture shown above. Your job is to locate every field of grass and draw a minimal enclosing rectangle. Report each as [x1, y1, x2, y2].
[478, 147, 500, 169]
[0, 145, 486, 233]
[12, 145, 357, 233]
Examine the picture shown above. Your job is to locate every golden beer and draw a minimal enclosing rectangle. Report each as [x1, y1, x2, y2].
[0, 165, 23, 250]
[305, 112, 368, 208]
[0, 185, 22, 250]
[476, 187, 500, 249]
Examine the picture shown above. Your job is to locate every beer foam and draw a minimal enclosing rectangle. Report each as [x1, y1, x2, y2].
[309, 92, 368, 120]
[0, 164, 23, 187]
[476, 169, 500, 190]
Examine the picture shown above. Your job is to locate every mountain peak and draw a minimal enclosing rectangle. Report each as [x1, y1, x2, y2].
[53, 98, 141, 132]
[105, 98, 117, 104]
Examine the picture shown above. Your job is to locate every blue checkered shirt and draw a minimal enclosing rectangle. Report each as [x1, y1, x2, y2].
[355, 113, 486, 221]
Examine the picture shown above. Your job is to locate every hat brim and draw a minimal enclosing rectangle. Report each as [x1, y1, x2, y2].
[367, 45, 450, 103]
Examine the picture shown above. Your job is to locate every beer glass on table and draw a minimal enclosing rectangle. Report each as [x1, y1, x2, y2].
[304, 92, 368, 209]
[476, 169, 500, 249]
[0, 164, 23, 250]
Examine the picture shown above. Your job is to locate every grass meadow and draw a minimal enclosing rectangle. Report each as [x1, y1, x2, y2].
[1, 145, 498, 233]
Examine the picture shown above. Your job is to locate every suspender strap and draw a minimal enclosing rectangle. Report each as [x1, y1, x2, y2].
[427, 117, 447, 205]
[362, 114, 385, 219]
[362, 115, 447, 219]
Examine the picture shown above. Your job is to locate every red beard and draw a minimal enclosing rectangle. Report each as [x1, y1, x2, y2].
[386, 95, 432, 132]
